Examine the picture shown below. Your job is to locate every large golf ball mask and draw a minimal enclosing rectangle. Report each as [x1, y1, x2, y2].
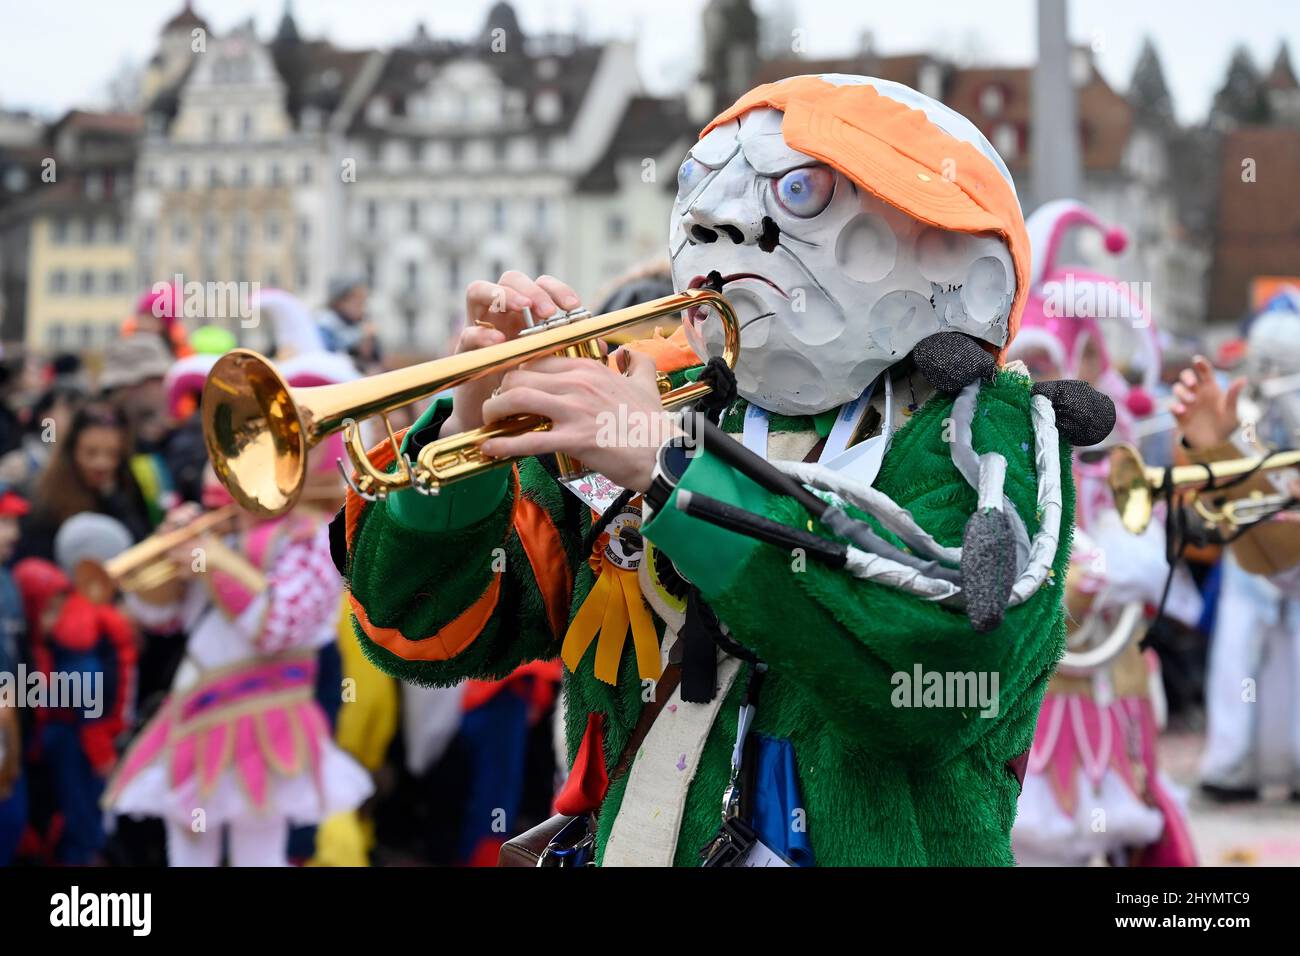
[670, 107, 1015, 416]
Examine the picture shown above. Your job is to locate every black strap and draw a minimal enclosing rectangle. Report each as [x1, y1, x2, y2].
[680, 587, 721, 703]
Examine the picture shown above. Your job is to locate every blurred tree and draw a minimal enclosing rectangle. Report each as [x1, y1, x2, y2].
[1211, 47, 1273, 128]
[1129, 37, 1176, 129]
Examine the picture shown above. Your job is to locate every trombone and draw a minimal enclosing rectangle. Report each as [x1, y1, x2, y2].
[202, 289, 741, 518]
[1107, 442, 1300, 534]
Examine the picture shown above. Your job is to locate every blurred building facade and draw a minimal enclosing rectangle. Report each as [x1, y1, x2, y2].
[2, 0, 1297, 353]
[132, 4, 367, 347]
[336, 3, 687, 353]
[0, 110, 140, 349]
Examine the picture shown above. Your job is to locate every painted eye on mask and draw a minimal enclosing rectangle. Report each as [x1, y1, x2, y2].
[676, 156, 714, 198]
[772, 166, 834, 218]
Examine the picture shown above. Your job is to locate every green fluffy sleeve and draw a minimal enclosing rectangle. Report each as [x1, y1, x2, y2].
[345, 399, 592, 686]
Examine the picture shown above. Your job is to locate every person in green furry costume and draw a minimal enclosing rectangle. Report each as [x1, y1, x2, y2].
[336, 75, 1111, 866]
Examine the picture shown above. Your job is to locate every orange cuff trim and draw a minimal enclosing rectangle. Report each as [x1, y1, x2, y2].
[513, 493, 574, 640]
[348, 467, 520, 663]
[349, 575, 500, 663]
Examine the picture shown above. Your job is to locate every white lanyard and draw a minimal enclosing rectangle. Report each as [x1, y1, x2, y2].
[741, 375, 894, 484]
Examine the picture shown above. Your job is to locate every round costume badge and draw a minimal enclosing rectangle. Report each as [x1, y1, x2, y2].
[603, 506, 645, 571]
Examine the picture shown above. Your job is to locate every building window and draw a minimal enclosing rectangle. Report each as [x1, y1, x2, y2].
[992, 123, 1019, 161]
[177, 165, 190, 189]
[107, 270, 126, 293]
[297, 264, 310, 291]
[234, 215, 250, 249]
[405, 260, 418, 293]
[205, 217, 219, 244]
[270, 163, 283, 186]
[979, 85, 1005, 116]
[111, 218, 126, 242]
[209, 112, 222, 141]
[236, 165, 251, 187]
[173, 219, 190, 245]
[407, 200, 419, 231]
[447, 256, 461, 291]
[266, 215, 281, 242]
[299, 162, 313, 184]
[209, 166, 222, 188]
[84, 173, 104, 200]
[449, 198, 462, 230]
[534, 197, 548, 230]
[80, 324, 94, 347]
[607, 214, 626, 241]
[363, 255, 376, 289]
[51, 218, 69, 244]
[366, 200, 379, 234]
[49, 270, 68, 294]
[81, 219, 96, 244]
[79, 270, 95, 294]
[491, 198, 506, 231]
[299, 218, 311, 243]
[47, 324, 64, 349]
[240, 112, 253, 140]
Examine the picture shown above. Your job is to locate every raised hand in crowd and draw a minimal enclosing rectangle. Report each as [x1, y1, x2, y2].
[1170, 355, 1247, 451]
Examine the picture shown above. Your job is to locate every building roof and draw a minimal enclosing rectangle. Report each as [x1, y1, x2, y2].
[754, 52, 939, 92]
[1208, 125, 1300, 320]
[1267, 43, 1299, 91]
[162, 2, 209, 34]
[944, 60, 1134, 172]
[576, 95, 696, 193]
[346, 40, 605, 139]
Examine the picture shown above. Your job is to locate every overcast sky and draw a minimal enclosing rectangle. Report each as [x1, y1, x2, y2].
[1, 0, 1296, 125]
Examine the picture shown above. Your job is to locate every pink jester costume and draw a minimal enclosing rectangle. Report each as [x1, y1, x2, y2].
[103, 293, 372, 866]
[1007, 200, 1199, 866]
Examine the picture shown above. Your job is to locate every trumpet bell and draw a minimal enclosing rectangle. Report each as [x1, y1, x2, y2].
[1108, 443, 1154, 534]
[202, 349, 309, 517]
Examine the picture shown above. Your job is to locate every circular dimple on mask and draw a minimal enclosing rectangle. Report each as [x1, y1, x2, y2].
[754, 349, 827, 412]
[835, 213, 897, 283]
[915, 228, 975, 284]
[866, 290, 941, 357]
[785, 292, 845, 347]
[727, 285, 775, 349]
[961, 255, 1012, 325]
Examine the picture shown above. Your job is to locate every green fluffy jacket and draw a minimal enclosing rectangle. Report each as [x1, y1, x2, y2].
[342, 368, 1073, 865]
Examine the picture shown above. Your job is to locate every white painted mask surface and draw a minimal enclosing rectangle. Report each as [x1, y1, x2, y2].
[669, 106, 1015, 417]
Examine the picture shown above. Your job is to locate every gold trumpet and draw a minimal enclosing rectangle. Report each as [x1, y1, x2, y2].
[202, 289, 741, 518]
[73, 504, 240, 605]
[73, 481, 346, 605]
[1108, 442, 1300, 534]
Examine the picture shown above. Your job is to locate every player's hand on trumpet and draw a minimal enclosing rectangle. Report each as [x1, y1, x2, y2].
[445, 271, 679, 493]
[442, 272, 585, 435]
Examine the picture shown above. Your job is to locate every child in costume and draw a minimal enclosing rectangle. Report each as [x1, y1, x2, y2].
[1007, 200, 1199, 866]
[13, 514, 139, 865]
[338, 76, 1113, 865]
[0, 487, 30, 865]
[1172, 300, 1300, 802]
[104, 296, 373, 866]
